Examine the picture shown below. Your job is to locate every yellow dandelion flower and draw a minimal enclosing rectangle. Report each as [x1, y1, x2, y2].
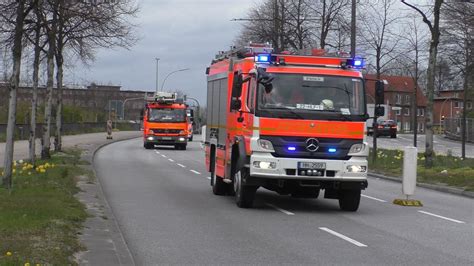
[6, 251, 12, 256]
[28, 172, 32, 175]
[25, 263, 30, 266]
[12, 169, 16, 174]
[40, 169, 46, 173]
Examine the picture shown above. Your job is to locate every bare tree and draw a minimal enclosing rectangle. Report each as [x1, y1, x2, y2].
[309, 0, 350, 50]
[441, 1, 473, 159]
[359, 0, 401, 79]
[1, 0, 32, 189]
[402, 0, 444, 168]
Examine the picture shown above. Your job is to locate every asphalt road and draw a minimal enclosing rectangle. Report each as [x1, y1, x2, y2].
[367, 134, 474, 158]
[95, 137, 474, 265]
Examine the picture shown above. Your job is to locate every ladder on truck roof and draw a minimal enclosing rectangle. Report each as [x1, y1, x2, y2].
[145, 92, 183, 104]
[214, 43, 274, 62]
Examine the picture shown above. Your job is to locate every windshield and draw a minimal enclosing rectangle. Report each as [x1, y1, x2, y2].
[257, 74, 365, 116]
[148, 108, 186, 122]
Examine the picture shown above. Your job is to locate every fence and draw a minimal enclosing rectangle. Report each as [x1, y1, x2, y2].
[444, 118, 474, 143]
[0, 122, 140, 141]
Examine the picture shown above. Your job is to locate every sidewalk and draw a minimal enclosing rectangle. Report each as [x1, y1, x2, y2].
[0, 131, 141, 167]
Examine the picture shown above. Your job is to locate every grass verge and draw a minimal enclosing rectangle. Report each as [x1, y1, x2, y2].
[0, 149, 88, 265]
[369, 148, 474, 191]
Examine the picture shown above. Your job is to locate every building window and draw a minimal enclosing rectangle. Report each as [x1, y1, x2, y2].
[404, 108, 410, 116]
[418, 122, 424, 132]
[467, 102, 473, 110]
[417, 108, 424, 116]
[396, 94, 402, 104]
[454, 101, 463, 108]
[405, 95, 411, 104]
[395, 108, 401, 116]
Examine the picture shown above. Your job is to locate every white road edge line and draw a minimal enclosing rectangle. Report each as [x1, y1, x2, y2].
[418, 211, 465, 224]
[177, 164, 186, 168]
[361, 194, 387, 203]
[319, 227, 367, 247]
[265, 203, 295, 216]
[190, 170, 201, 175]
[168, 159, 174, 162]
[206, 176, 211, 180]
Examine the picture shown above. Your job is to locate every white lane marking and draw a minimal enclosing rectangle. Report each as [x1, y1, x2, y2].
[168, 159, 174, 162]
[177, 163, 186, 168]
[190, 170, 201, 175]
[265, 203, 295, 216]
[418, 211, 465, 224]
[155, 151, 160, 154]
[206, 176, 211, 180]
[161, 154, 167, 158]
[319, 227, 368, 247]
[361, 194, 387, 203]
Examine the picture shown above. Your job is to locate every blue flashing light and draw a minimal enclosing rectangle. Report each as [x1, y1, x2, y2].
[287, 146, 296, 152]
[255, 54, 271, 63]
[328, 148, 337, 153]
[346, 57, 365, 68]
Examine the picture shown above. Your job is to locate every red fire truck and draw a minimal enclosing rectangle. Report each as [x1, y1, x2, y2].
[204, 44, 384, 210]
[143, 92, 189, 150]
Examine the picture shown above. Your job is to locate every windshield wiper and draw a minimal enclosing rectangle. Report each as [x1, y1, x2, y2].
[265, 106, 305, 119]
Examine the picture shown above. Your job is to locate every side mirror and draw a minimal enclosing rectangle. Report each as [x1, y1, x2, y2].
[257, 67, 274, 94]
[231, 72, 243, 98]
[140, 109, 144, 121]
[264, 83, 273, 94]
[231, 99, 242, 111]
[375, 80, 385, 105]
[375, 106, 385, 117]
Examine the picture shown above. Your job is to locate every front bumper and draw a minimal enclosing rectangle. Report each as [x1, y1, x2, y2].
[145, 135, 187, 145]
[250, 152, 367, 181]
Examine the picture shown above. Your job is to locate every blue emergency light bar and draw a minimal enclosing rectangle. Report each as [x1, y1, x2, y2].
[346, 57, 365, 69]
[255, 54, 272, 63]
[287, 146, 296, 152]
[328, 148, 337, 153]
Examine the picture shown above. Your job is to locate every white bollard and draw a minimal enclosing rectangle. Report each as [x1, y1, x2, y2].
[402, 146, 418, 196]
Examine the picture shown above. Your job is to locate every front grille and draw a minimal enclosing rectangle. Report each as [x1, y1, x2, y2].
[260, 135, 362, 160]
[152, 129, 181, 134]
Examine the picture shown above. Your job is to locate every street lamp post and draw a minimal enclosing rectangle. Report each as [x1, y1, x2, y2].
[155, 58, 160, 94]
[160, 68, 190, 91]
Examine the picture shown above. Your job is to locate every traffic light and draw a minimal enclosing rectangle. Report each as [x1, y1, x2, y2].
[375, 80, 384, 105]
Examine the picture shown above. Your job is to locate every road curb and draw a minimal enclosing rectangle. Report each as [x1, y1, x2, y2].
[76, 135, 139, 265]
[368, 172, 474, 199]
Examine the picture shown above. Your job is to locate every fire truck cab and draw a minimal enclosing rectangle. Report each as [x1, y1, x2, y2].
[143, 92, 189, 150]
[204, 44, 373, 211]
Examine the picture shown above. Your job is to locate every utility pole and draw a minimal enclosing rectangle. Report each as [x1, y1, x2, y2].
[350, 0, 356, 57]
[155, 58, 160, 94]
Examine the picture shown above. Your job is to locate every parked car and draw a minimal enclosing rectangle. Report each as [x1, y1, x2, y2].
[376, 119, 397, 138]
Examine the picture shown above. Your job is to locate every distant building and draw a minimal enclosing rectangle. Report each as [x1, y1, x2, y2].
[433, 89, 472, 126]
[0, 83, 149, 122]
[365, 74, 427, 133]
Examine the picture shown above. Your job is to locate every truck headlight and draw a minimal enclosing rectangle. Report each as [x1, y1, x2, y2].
[253, 161, 277, 169]
[346, 165, 367, 173]
[257, 139, 275, 152]
[349, 143, 366, 154]
[147, 136, 154, 141]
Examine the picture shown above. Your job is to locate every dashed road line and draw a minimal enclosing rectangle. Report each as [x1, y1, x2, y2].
[265, 203, 295, 216]
[361, 194, 387, 203]
[190, 170, 201, 175]
[155, 151, 160, 154]
[319, 227, 367, 247]
[418, 211, 465, 224]
[177, 163, 186, 168]
[206, 176, 211, 180]
[161, 154, 167, 158]
[168, 159, 175, 162]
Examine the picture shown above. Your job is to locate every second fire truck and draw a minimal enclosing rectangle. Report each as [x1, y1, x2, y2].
[204, 44, 384, 210]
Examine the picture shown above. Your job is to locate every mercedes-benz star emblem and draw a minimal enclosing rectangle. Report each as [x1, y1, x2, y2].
[306, 138, 320, 152]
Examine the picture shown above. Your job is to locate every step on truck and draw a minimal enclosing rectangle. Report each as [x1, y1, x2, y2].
[142, 92, 189, 150]
[204, 43, 384, 211]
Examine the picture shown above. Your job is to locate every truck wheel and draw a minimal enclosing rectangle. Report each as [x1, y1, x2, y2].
[338, 189, 361, 212]
[189, 136, 193, 142]
[211, 158, 227, 196]
[234, 168, 257, 208]
[144, 143, 153, 149]
[391, 133, 397, 138]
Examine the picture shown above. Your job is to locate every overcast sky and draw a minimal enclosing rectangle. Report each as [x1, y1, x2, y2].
[64, 0, 256, 105]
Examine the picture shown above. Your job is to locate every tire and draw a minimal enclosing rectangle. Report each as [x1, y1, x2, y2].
[391, 133, 397, 138]
[189, 136, 193, 142]
[211, 156, 227, 195]
[234, 168, 257, 208]
[338, 189, 361, 212]
[144, 143, 154, 149]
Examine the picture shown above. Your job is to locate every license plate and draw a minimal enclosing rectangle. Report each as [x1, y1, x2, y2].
[298, 162, 326, 170]
[161, 137, 172, 140]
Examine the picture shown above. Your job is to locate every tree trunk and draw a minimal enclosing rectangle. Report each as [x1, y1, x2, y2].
[42, 8, 58, 159]
[54, 50, 64, 152]
[3, 1, 26, 189]
[424, 43, 438, 168]
[29, 1, 42, 165]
